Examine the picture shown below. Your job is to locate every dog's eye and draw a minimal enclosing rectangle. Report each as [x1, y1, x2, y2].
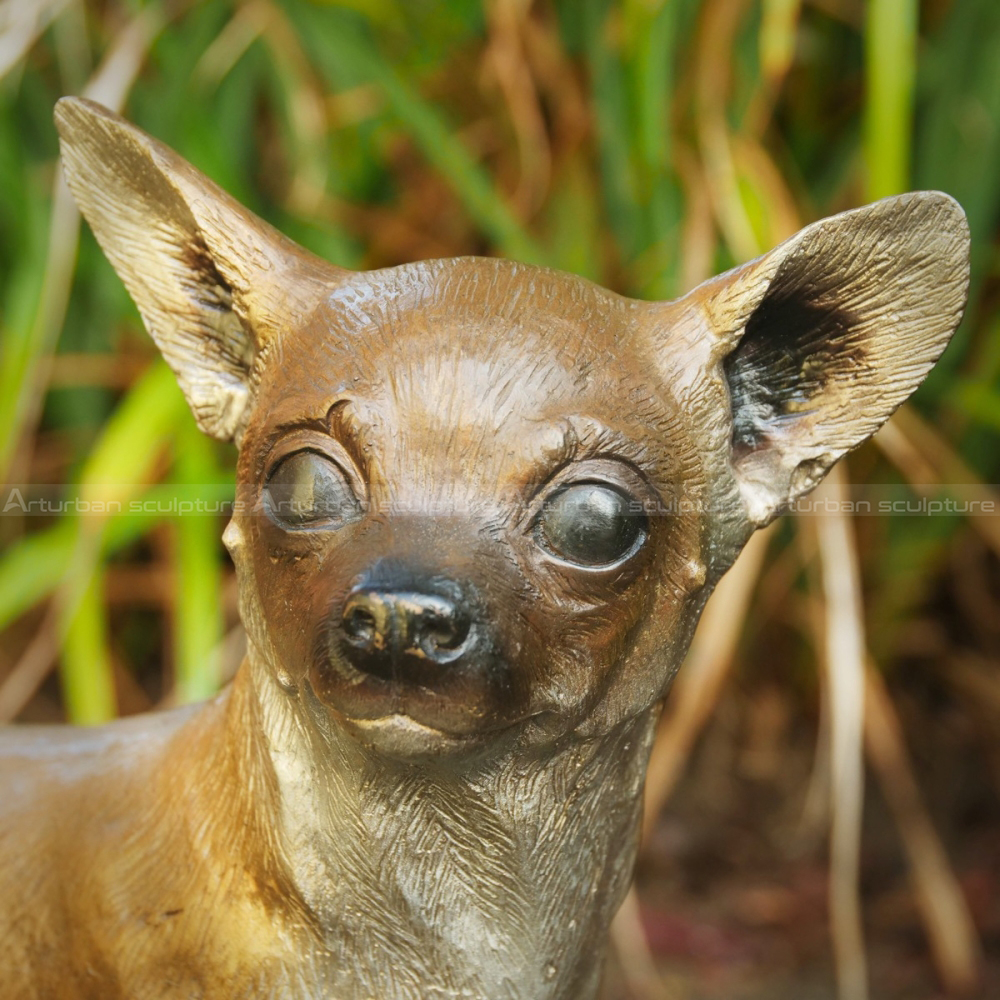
[538, 483, 646, 567]
[265, 451, 361, 529]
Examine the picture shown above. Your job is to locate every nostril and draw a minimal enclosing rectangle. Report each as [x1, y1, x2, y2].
[342, 602, 378, 650]
[416, 607, 471, 660]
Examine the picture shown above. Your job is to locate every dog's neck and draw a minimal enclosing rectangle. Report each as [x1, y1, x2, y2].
[229, 649, 659, 1000]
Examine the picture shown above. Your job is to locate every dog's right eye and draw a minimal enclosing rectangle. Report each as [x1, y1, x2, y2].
[264, 450, 362, 529]
[536, 482, 646, 567]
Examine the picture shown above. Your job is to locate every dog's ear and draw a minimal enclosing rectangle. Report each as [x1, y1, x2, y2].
[670, 192, 969, 526]
[55, 97, 346, 442]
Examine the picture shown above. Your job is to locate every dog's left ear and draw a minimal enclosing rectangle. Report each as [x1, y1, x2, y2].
[668, 192, 969, 525]
[55, 97, 346, 442]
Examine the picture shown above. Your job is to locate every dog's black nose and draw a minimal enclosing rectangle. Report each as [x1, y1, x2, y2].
[339, 588, 474, 681]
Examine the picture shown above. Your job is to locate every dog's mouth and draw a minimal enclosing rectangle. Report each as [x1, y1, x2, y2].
[307, 641, 527, 753]
[331, 710, 530, 758]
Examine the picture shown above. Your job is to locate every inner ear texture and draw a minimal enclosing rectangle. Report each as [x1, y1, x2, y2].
[724, 270, 862, 462]
[179, 237, 255, 373]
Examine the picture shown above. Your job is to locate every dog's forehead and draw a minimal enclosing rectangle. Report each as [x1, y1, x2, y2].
[252, 257, 662, 436]
[325, 256, 632, 322]
[316, 257, 638, 362]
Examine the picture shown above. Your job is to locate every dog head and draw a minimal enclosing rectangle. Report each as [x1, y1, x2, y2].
[56, 97, 969, 757]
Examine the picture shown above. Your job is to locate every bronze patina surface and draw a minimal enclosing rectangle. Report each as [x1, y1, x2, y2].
[0, 97, 970, 999]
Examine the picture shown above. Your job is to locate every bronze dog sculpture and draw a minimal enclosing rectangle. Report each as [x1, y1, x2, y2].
[0, 97, 970, 999]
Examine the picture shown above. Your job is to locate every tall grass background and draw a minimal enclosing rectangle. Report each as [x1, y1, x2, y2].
[1, 1, 999, 997]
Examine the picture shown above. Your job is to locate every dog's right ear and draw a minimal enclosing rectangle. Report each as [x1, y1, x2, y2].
[55, 97, 346, 442]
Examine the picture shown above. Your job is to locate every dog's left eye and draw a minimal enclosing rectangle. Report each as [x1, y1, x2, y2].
[265, 450, 361, 529]
[537, 483, 646, 567]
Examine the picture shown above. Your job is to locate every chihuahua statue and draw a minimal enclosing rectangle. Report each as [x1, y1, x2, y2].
[0, 97, 969, 999]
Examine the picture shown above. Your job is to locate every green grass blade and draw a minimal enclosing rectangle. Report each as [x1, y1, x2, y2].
[0, 184, 77, 479]
[171, 421, 224, 703]
[582, 0, 643, 268]
[60, 564, 116, 724]
[865, 0, 918, 200]
[545, 157, 603, 280]
[915, 0, 1000, 379]
[79, 361, 188, 501]
[625, 0, 687, 296]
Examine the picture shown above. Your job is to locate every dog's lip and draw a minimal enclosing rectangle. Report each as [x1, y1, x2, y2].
[335, 712, 489, 756]
[331, 708, 540, 757]
[312, 643, 526, 746]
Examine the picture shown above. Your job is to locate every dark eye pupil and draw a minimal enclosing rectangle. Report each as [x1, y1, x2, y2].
[539, 484, 645, 566]
[266, 451, 360, 527]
